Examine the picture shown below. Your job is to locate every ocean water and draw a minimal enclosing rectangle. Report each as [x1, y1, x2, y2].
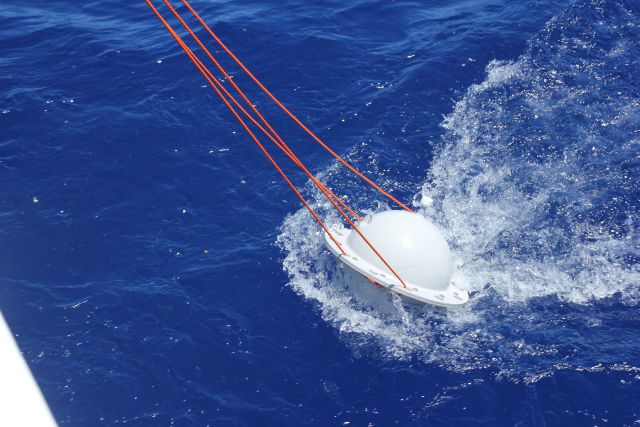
[1, 0, 639, 425]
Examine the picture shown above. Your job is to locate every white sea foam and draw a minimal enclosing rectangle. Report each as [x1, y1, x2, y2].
[426, 56, 639, 304]
[276, 0, 639, 376]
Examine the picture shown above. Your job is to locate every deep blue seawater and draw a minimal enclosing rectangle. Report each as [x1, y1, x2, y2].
[1, 0, 640, 425]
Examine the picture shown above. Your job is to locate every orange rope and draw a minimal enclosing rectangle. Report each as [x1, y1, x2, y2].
[144, 0, 346, 255]
[180, 0, 414, 214]
[159, 7, 365, 256]
[162, 0, 362, 222]
[146, 1, 408, 288]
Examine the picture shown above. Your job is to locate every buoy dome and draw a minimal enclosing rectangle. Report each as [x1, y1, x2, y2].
[346, 210, 453, 291]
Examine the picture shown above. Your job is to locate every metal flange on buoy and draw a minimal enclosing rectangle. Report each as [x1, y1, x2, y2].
[324, 210, 468, 307]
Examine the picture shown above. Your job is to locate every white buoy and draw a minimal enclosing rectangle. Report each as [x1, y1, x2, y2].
[324, 210, 468, 307]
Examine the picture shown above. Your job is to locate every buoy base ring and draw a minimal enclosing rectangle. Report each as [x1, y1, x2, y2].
[324, 225, 469, 307]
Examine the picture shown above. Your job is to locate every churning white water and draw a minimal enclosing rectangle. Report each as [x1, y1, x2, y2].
[276, 0, 639, 378]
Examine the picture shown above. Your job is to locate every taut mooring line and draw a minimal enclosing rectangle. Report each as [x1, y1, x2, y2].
[180, 0, 414, 213]
[161, 0, 362, 223]
[146, 0, 409, 288]
[145, 0, 347, 255]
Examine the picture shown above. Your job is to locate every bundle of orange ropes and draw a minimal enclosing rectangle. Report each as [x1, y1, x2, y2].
[146, 0, 413, 288]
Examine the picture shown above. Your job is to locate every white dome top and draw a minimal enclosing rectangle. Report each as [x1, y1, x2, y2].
[345, 210, 453, 291]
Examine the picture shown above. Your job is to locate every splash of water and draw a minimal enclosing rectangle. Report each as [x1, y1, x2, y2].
[426, 0, 640, 304]
[276, 0, 639, 377]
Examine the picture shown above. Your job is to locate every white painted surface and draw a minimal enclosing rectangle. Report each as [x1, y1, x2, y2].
[0, 312, 57, 426]
[324, 210, 469, 306]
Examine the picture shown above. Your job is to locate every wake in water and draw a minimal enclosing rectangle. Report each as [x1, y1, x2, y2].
[277, 0, 640, 378]
[428, 0, 640, 305]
